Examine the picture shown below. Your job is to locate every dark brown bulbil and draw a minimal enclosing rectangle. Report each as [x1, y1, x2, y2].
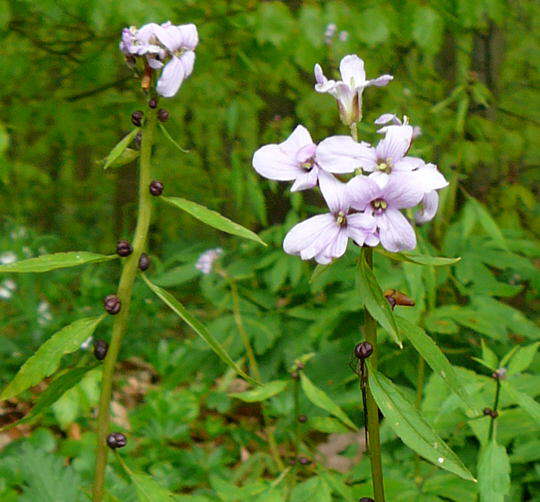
[157, 108, 169, 122]
[131, 110, 144, 127]
[116, 240, 133, 257]
[359, 498, 375, 502]
[148, 97, 158, 109]
[354, 341, 373, 360]
[149, 180, 164, 196]
[104, 294, 121, 315]
[384, 289, 415, 310]
[138, 253, 151, 271]
[93, 340, 109, 361]
[106, 432, 127, 449]
[298, 414, 307, 423]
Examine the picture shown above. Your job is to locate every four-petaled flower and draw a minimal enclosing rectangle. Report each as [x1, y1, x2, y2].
[346, 174, 424, 252]
[284, 171, 378, 264]
[314, 55, 393, 125]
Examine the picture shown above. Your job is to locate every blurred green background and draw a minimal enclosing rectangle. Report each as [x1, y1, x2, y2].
[0, 0, 539, 501]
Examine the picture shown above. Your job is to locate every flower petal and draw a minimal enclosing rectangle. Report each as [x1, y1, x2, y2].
[156, 56, 185, 97]
[280, 125, 314, 157]
[377, 208, 416, 252]
[179, 50, 195, 79]
[393, 156, 424, 172]
[382, 173, 424, 209]
[314, 64, 336, 93]
[318, 170, 350, 213]
[178, 23, 199, 50]
[346, 175, 382, 211]
[252, 144, 302, 181]
[315, 228, 348, 263]
[375, 125, 413, 163]
[291, 167, 319, 192]
[283, 214, 338, 260]
[415, 191, 439, 223]
[374, 113, 399, 125]
[366, 74, 393, 87]
[339, 55, 366, 87]
[317, 136, 376, 173]
[414, 163, 448, 192]
[347, 212, 378, 246]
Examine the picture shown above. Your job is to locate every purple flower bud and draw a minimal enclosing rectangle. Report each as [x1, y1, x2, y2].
[298, 414, 307, 423]
[131, 110, 144, 127]
[116, 240, 133, 257]
[157, 108, 169, 122]
[148, 98, 158, 109]
[298, 457, 311, 465]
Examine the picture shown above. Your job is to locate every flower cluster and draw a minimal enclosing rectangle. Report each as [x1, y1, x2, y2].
[120, 21, 198, 98]
[252, 55, 448, 264]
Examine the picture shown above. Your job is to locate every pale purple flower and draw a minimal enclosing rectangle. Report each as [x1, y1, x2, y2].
[324, 23, 337, 44]
[196, 248, 223, 274]
[314, 55, 393, 125]
[119, 21, 198, 98]
[252, 125, 323, 191]
[283, 171, 378, 264]
[339, 31, 349, 42]
[375, 113, 421, 139]
[346, 174, 424, 252]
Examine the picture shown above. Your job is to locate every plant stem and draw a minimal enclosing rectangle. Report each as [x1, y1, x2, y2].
[362, 247, 385, 502]
[229, 279, 285, 471]
[488, 378, 501, 440]
[92, 108, 157, 502]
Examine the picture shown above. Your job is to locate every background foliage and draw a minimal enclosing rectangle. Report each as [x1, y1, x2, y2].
[0, 0, 538, 500]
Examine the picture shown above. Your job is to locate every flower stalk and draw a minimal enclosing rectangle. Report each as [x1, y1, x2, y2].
[92, 106, 157, 502]
[362, 247, 385, 502]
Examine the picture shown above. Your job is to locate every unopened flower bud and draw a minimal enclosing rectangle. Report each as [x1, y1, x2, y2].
[298, 414, 307, 423]
[157, 109, 169, 122]
[148, 98, 158, 109]
[116, 240, 133, 257]
[384, 289, 415, 310]
[149, 180, 164, 196]
[138, 253, 150, 271]
[354, 341, 373, 360]
[106, 432, 127, 449]
[492, 368, 507, 380]
[93, 340, 109, 361]
[298, 457, 311, 465]
[104, 294, 121, 315]
[131, 110, 144, 127]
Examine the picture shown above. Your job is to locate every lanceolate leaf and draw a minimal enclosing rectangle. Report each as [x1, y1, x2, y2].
[0, 252, 117, 273]
[502, 381, 540, 423]
[0, 316, 104, 400]
[0, 365, 98, 431]
[477, 439, 510, 502]
[357, 252, 400, 346]
[159, 123, 190, 153]
[299, 373, 358, 431]
[375, 248, 461, 266]
[230, 380, 288, 402]
[506, 342, 539, 375]
[468, 198, 509, 251]
[368, 366, 475, 481]
[103, 128, 139, 169]
[397, 316, 478, 416]
[141, 274, 259, 386]
[101, 147, 139, 169]
[161, 196, 266, 246]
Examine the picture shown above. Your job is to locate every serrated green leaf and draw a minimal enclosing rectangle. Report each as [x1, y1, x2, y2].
[0, 365, 98, 431]
[397, 317, 478, 416]
[368, 366, 476, 481]
[103, 129, 139, 169]
[161, 196, 266, 246]
[0, 316, 104, 400]
[477, 439, 510, 502]
[507, 342, 539, 375]
[141, 274, 258, 386]
[299, 373, 358, 431]
[502, 381, 540, 423]
[159, 123, 189, 153]
[0, 251, 117, 273]
[230, 380, 288, 402]
[375, 248, 461, 266]
[357, 252, 400, 346]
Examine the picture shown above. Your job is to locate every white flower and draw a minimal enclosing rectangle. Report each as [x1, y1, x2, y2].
[314, 55, 393, 125]
[195, 248, 223, 274]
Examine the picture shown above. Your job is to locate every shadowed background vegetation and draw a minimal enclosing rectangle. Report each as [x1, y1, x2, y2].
[0, 0, 538, 501]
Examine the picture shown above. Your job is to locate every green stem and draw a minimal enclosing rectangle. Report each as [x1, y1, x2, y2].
[362, 248, 385, 502]
[229, 280, 285, 471]
[92, 108, 157, 502]
[488, 378, 501, 440]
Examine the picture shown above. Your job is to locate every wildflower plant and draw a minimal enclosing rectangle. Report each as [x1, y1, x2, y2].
[252, 55, 478, 500]
[0, 21, 267, 502]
